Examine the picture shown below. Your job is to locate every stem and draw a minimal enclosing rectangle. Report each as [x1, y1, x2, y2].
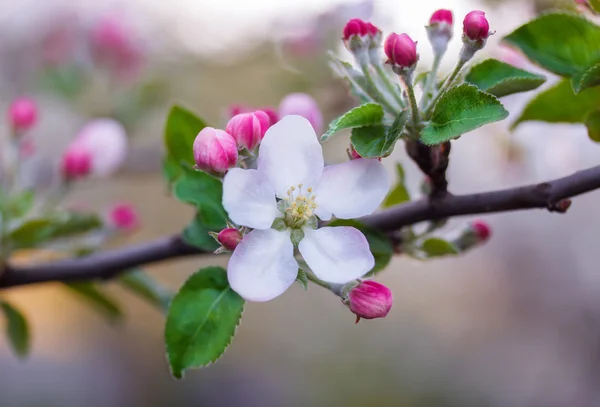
[424, 59, 466, 118]
[400, 74, 420, 132]
[361, 64, 398, 114]
[374, 64, 405, 107]
[419, 53, 442, 110]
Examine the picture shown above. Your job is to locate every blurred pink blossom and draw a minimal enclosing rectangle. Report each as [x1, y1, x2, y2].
[278, 93, 322, 133]
[107, 203, 140, 231]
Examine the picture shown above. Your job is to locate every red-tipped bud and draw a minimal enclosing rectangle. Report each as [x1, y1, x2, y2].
[61, 146, 92, 181]
[384, 33, 418, 68]
[226, 111, 271, 151]
[342, 18, 368, 40]
[347, 280, 393, 322]
[365, 22, 381, 37]
[107, 203, 140, 231]
[8, 97, 38, 132]
[463, 11, 490, 41]
[217, 228, 242, 251]
[193, 128, 238, 173]
[279, 93, 323, 133]
[349, 144, 362, 160]
[430, 9, 454, 25]
[470, 220, 491, 241]
[260, 107, 279, 126]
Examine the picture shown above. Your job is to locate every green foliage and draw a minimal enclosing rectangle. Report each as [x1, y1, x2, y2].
[165, 267, 245, 379]
[420, 84, 509, 145]
[329, 58, 377, 104]
[119, 270, 172, 312]
[0, 300, 30, 358]
[164, 105, 207, 170]
[8, 212, 102, 249]
[585, 109, 600, 143]
[383, 163, 410, 208]
[64, 282, 123, 322]
[328, 219, 394, 274]
[465, 59, 546, 97]
[512, 79, 600, 128]
[1, 190, 35, 219]
[420, 238, 459, 257]
[573, 63, 600, 93]
[351, 110, 409, 158]
[321, 103, 384, 141]
[591, 0, 600, 12]
[504, 13, 600, 92]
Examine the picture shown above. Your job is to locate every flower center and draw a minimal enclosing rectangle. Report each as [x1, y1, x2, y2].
[282, 184, 317, 228]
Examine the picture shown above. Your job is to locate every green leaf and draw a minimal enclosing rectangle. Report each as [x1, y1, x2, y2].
[63, 282, 123, 322]
[351, 110, 409, 158]
[585, 109, 600, 143]
[119, 270, 172, 312]
[295, 269, 308, 291]
[503, 13, 600, 78]
[8, 212, 102, 249]
[328, 219, 394, 274]
[395, 162, 406, 183]
[164, 105, 207, 167]
[420, 84, 509, 145]
[572, 63, 600, 93]
[465, 59, 546, 97]
[383, 184, 410, 208]
[163, 155, 185, 185]
[512, 79, 600, 128]
[591, 0, 600, 12]
[321, 103, 384, 141]
[165, 266, 245, 379]
[420, 238, 459, 257]
[182, 214, 220, 251]
[0, 300, 30, 358]
[1, 190, 35, 219]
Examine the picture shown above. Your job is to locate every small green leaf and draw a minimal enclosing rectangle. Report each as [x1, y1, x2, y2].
[163, 155, 184, 185]
[321, 103, 384, 142]
[351, 110, 409, 158]
[395, 162, 406, 183]
[119, 270, 172, 312]
[572, 63, 600, 93]
[1, 190, 35, 219]
[0, 300, 30, 358]
[465, 59, 546, 97]
[165, 267, 245, 379]
[421, 238, 459, 257]
[420, 84, 509, 145]
[382, 184, 410, 208]
[164, 105, 207, 167]
[513, 79, 600, 128]
[8, 212, 102, 249]
[503, 13, 600, 77]
[182, 214, 220, 251]
[63, 282, 123, 322]
[295, 269, 309, 291]
[328, 219, 394, 274]
[585, 109, 600, 143]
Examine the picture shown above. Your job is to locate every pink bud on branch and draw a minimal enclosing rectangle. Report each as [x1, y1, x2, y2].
[342, 18, 369, 40]
[226, 111, 271, 151]
[463, 11, 490, 41]
[217, 228, 242, 251]
[346, 280, 393, 323]
[470, 220, 491, 242]
[61, 147, 92, 181]
[193, 128, 238, 173]
[384, 33, 418, 71]
[8, 97, 38, 132]
[107, 203, 140, 231]
[427, 9, 454, 55]
[430, 9, 454, 25]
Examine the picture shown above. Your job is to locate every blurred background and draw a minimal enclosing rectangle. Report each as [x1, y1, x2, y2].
[2, 0, 600, 406]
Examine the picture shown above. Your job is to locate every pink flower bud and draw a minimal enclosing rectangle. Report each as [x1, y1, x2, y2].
[430, 9, 454, 25]
[71, 119, 128, 178]
[217, 228, 242, 251]
[349, 144, 362, 160]
[193, 127, 238, 173]
[61, 146, 92, 181]
[365, 22, 381, 37]
[278, 93, 323, 134]
[259, 107, 279, 126]
[347, 280, 393, 322]
[226, 111, 271, 151]
[463, 11, 490, 41]
[8, 97, 38, 132]
[107, 203, 140, 231]
[342, 18, 368, 40]
[384, 33, 418, 68]
[470, 220, 491, 241]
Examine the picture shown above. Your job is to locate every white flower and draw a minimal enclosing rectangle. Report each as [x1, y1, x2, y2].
[222, 115, 390, 302]
[71, 119, 128, 177]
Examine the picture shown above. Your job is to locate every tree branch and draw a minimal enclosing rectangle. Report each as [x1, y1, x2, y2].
[2, 164, 600, 289]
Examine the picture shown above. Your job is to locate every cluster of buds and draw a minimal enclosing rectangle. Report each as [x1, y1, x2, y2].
[453, 220, 492, 251]
[193, 127, 239, 174]
[342, 279, 393, 323]
[342, 18, 382, 66]
[427, 9, 454, 55]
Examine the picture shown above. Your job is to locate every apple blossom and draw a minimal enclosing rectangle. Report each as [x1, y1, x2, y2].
[222, 115, 390, 301]
[463, 11, 490, 41]
[71, 119, 128, 177]
[193, 127, 238, 173]
[346, 280, 393, 322]
[225, 111, 271, 151]
[384, 33, 418, 69]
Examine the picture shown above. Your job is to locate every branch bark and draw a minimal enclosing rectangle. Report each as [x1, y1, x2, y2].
[2, 164, 600, 289]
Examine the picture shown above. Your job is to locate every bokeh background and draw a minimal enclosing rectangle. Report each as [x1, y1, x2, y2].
[1, 0, 600, 406]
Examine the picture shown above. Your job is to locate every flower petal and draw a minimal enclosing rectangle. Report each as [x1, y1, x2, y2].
[222, 168, 279, 229]
[258, 115, 324, 197]
[227, 229, 298, 302]
[315, 159, 389, 219]
[299, 226, 374, 284]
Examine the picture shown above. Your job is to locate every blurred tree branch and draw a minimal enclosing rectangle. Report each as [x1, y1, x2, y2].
[2, 164, 600, 289]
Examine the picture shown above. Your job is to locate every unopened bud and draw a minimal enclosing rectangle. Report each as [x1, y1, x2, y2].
[345, 280, 393, 323]
[107, 203, 140, 231]
[61, 146, 92, 181]
[226, 111, 271, 151]
[8, 97, 38, 132]
[460, 11, 492, 62]
[427, 9, 454, 55]
[217, 228, 242, 251]
[453, 219, 491, 251]
[193, 127, 238, 173]
[384, 33, 419, 73]
[471, 220, 491, 241]
[278, 93, 323, 134]
[342, 18, 378, 66]
[348, 144, 362, 160]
